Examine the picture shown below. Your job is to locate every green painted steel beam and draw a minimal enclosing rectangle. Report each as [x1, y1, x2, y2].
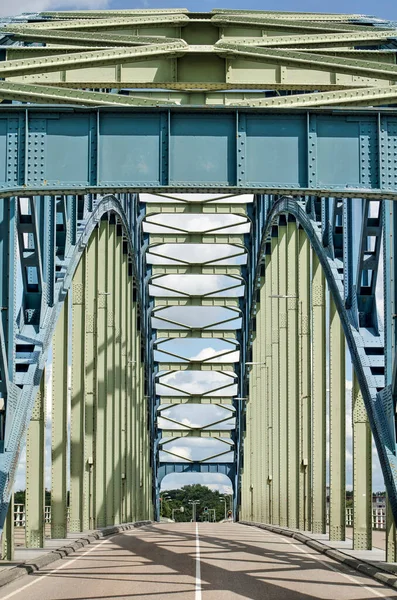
[212, 10, 371, 21]
[84, 232, 97, 531]
[216, 43, 397, 81]
[161, 430, 232, 438]
[264, 254, 273, 524]
[352, 371, 372, 550]
[41, 9, 189, 18]
[3, 27, 179, 47]
[158, 362, 235, 372]
[113, 230, 123, 524]
[232, 85, 397, 108]
[298, 231, 311, 531]
[25, 375, 45, 548]
[212, 14, 391, 33]
[154, 298, 240, 307]
[51, 299, 68, 539]
[329, 295, 346, 541]
[0, 41, 187, 78]
[12, 15, 190, 31]
[311, 251, 327, 535]
[159, 396, 234, 405]
[1, 495, 14, 560]
[149, 234, 245, 244]
[278, 225, 288, 528]
[3, 80, 397, 109]
[287, 222, 299, 528]
[222, 30, 396, 49]
[70, 252, 86, 533]
[0, 82, 178, 107]
[96, 221, 108, 528]
[151, 266, 241, 275]
[270, 235, 280, 525]
[156, 330, 237, 339]
[146, 203, 247, 215]
[105, 222, 115, 526]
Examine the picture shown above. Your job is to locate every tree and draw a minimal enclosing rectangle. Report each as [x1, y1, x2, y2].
[162, 484, 230, 522]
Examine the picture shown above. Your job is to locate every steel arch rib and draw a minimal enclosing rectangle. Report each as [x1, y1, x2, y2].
[257, 197, 397, 522]
[0, 194, 138, 530]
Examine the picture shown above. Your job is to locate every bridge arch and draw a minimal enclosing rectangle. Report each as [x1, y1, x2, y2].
[244, 195, 392, 525]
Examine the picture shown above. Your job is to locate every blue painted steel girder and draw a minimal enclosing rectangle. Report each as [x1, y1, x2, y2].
[0, 108, 397, 197]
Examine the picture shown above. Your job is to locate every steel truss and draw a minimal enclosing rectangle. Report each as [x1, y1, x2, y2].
[0, 192, 153, 552]
[0, 6, 397, 562]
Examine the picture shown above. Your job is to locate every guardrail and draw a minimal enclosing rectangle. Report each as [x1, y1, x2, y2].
[12, 504, 388, 530]
[14, 505, 64, 527]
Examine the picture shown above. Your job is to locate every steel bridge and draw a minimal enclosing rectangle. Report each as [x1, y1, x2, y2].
[0, 6, 397, 574]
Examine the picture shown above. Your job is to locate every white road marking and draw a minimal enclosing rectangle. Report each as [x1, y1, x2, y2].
[195, 523, 202, 600]
[0, 536, 111, 600]
[281, 535, 392, 599]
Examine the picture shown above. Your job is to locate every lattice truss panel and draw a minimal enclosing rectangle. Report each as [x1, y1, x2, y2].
[0, 9, 397, 108]
[141, 193, 251, 481]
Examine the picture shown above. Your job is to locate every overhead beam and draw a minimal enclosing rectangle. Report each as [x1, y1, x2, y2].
[0, 107, 396, 198]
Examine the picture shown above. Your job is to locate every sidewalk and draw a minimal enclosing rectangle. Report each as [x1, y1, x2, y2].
[0, 521, 151, 588]
[241, 521, 397, 589]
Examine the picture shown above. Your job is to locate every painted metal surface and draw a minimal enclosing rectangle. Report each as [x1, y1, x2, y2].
[0, 108, 396, 197]
[0, 7, 397, 562]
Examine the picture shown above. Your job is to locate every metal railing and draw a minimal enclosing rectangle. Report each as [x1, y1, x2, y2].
[13, 504, 388, 530]
[14, 505, 65, 527]
[329, 507, 387, 530]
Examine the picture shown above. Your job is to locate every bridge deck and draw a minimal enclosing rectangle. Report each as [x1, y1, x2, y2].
[0, 523, 395, 600]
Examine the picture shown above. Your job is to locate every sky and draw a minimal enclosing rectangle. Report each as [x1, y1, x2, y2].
[1, 0, 397, 20]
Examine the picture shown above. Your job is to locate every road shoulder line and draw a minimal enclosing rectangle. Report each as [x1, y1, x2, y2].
[0, 520, 152, 590]
[240, 521, 397, 591]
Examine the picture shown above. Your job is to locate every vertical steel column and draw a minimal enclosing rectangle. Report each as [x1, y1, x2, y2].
[264, 252, 273, 524]
[298, 231, 311, 530]
[95, 220, 108, 528]
[329, 296, 346, 541]
[311, 251, 326, 534]
[259, 271, 268, 522]
[84, 233, 97, 531]
[106, 222, 116, 526]
[247, 334, 255, 521]
[120, 250, 128, 522]
[278, 224, 288, 527]
[2, 494, 14, 560]
[271, 233, 280, 525]
[385, 199, 397, 561]
[25, 374, 46, 547]
[387, 498, 396, 562]
[352, 371, 372, 550]
[287, 221, 299, 528]
[134, 305, 141, 520]
[125, 269, 133, 522]
[113, 230, 122, 523]
[70, 253, 86, 533]
[131, 297, 137, 522]
[51, 300, 68, 539]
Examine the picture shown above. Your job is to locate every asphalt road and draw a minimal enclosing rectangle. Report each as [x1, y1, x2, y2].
[0, 523, 396, 600]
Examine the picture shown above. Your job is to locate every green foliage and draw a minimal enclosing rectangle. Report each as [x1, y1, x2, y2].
[161, 484, 231, 522]
[14, 489, 52, 506]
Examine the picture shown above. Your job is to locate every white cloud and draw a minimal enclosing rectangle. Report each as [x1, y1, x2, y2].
[1, 0, 109, 17]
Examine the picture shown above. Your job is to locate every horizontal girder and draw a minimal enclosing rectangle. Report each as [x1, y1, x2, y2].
[0, 107, 397, 198]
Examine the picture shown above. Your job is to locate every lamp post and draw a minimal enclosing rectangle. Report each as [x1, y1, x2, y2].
[220, 497, 227, 520]
[188, 500, 200, 522]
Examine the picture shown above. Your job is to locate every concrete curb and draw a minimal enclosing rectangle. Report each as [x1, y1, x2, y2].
[240, 521, 397, 590]
[0, 520, 152, 589]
